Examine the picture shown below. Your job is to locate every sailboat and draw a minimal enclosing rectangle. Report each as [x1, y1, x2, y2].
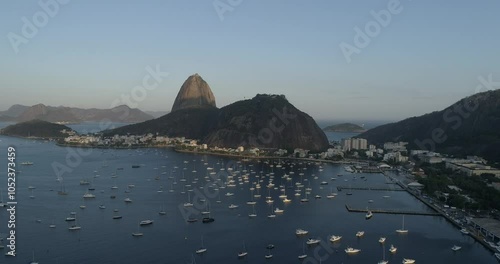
[267, 204, 276, 218]
[389, 244, 397, 253]
[300, 190, 309, 203]
[195, 236, 207, 254]
[265, 248, 273, 259]
[132, 221, 143, 237]
[247, 188, 257, 205]
[112, 210, 123, 219]
[298, 243, 307, 259]
[248, 204, 257, 218]
[326, 187, 336, 199]
[202, 204, 215, 223]
[58, 179, 68, 195]
[365, 209, 373, 219]
[29, 250, 39, 264]
[68, 214, 81, 230]
[184, 192, 193, 207]
[79, 197, 86, 209]
[159, 205, 167, 215]
[237, 241, 248, 258]
[396, 215, 408, 233]
[378, 243, 388, 264]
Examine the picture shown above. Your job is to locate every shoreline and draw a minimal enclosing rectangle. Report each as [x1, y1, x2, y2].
[53, 141, 352, 164]
[173, 148, 351, 164]
[386, 172, 497, 253]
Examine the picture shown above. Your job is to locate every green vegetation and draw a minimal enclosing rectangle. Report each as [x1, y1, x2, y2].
[0, 119, 73, 138]
[417, 162, 500, 210]
[359, 89, 500, 163]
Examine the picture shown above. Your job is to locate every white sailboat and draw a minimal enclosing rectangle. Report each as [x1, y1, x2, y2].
[300, 190, 309, 203]
[248, 204, 257, 218]
[389, 244, 397, 253]
[296, 229, 309, 236]
[345, 247, 361, 254]
[237, 241, 248, 258]
[132, 221, 143, 237]
[329, 235, 341, 242]
[184, 192, 193, 207]
[306, 238, 321, 245]
[451, 245, 461, 251]
[298, 243, 307, 259]
[378, 243, 388, 264]
[264, 248, 273, 259]
[159, 204, 167, 215]
[267, 204, 276, 218]
[396, 215, 408, 234]
[247, 188, 257, 205]
[68, 214, 81, 230]
[195, 236, 207, 254]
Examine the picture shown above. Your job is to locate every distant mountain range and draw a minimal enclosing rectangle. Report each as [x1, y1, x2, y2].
[323, 123, 366, 133]
[145, 111, 170, 118]
[0, 104, 154, 123]
[106, 74, 329, 152]
[359, 89, 500, 162]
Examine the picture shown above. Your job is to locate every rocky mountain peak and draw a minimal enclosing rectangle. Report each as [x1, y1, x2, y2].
[171, 74, 216, 112]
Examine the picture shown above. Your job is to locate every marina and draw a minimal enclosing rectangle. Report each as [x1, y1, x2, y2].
[0, 133, 497, 263]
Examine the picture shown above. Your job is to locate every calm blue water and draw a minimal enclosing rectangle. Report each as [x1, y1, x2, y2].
[0, 123, 497, 264]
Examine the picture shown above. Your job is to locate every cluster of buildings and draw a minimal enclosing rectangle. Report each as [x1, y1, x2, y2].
[61, 131, 500, 180]
[63, 133, 193, 148]
[339, 138, 411, 163]
[408, 150, 500, 177]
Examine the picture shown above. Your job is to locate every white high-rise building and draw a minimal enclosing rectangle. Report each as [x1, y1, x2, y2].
[341, 138, 368, 151]
[341, 138, 352, 151]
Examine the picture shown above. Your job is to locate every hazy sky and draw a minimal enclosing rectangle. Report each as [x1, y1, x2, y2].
[1, 0, 499, 121]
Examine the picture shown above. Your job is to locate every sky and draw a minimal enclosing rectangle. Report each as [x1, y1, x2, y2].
[1, 0, 499, 122]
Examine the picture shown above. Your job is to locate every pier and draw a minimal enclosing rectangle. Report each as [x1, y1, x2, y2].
[337, 186, 405, 192]
[385, 172, 500, 253]
[345, 204, 441, 216]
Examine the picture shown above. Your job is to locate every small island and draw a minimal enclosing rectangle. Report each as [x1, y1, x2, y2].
[0, 119, 75, 139]
[323, 123, 366, 133]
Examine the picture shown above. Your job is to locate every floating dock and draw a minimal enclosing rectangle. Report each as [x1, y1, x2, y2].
[337, 186, 405, 192]
[345, 204, 441, 216]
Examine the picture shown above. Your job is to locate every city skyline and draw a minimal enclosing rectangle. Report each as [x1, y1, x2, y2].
[1, 0, 499, 121]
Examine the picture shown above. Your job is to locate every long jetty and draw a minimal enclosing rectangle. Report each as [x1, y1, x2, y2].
[385, 172, 499, 253]
[337, 186, 405, 192]
[345, 204, 441, 216]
